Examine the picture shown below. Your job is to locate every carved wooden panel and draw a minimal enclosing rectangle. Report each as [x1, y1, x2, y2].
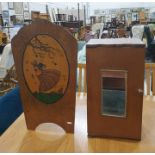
[11, 19, 77, 133]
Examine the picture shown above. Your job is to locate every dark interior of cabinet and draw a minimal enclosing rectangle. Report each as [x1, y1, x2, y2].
[101, 71, 127, 117]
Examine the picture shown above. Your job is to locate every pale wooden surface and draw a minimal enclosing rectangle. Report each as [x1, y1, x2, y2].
[145, 63, 155, 96]
[0, 95, 155, 152]
[152, 64, 155, 96]
[145, 63, 151, 95]
[77, 64, 86, 96]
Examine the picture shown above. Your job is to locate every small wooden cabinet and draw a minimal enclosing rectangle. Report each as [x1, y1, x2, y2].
[86, 38, 145, 140]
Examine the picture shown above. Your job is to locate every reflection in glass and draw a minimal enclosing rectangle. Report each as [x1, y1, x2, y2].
[101, 70, 127, 117]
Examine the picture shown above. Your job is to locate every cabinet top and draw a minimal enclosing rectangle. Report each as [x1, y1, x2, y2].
[86, 38, 145, 48]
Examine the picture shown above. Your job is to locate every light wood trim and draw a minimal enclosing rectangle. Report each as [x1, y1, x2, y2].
[145, 63, 151, 95]
[152, 64, 155, 95]
[77, 64, 86, 95]
[83, 65, 87, 95]
[78, 64, 82, 96]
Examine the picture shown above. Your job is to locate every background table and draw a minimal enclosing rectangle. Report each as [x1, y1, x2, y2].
[0, 95, 155, 152]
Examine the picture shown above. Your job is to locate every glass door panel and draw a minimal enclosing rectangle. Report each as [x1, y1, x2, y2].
[101, 70, 127, 117]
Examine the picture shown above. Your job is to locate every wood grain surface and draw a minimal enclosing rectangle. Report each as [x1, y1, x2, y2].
[0, 95, 155, 153]
[86, 42, 145, 140]
[11, 19, 77, 132]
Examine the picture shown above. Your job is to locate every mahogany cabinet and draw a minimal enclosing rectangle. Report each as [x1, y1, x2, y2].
[86, 38, 145, 140]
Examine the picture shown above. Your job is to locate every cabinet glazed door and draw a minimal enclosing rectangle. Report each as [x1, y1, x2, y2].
[101, 70, 127, 118]
[87, 43, 145, 140]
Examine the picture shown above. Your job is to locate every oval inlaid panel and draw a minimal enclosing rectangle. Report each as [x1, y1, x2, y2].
[23, 35, 69, 104]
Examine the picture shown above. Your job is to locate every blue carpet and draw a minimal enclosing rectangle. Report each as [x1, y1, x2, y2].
[0, 86, 23, 135]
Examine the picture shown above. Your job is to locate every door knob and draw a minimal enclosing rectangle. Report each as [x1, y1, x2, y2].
[138, 89, 143, 94]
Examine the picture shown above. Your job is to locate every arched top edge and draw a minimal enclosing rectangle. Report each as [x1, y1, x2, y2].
[11, 19, 77, 44]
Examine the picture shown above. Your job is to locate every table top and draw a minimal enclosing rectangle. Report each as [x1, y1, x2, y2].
[0, 95, 155, 153]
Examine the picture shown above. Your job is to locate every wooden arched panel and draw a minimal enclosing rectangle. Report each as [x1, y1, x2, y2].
[11, 19, 77, 133]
